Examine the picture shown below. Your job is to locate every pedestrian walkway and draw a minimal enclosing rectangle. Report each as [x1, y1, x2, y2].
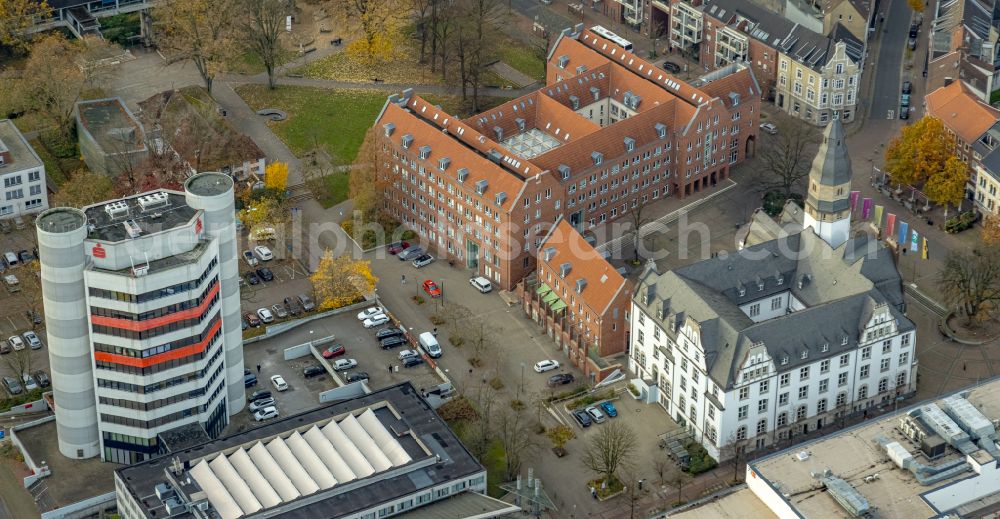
[489, 61, 539, 88]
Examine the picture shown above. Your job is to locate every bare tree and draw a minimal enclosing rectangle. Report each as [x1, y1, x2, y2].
[411, 0, 437, 63]
[938, 248, 1000, 324]
[752, 119, 820, 196]
[581, 421, 639, 486]
[628, 198, 652, 262]
[2, 346, 37, 383]
[497, 405, 538, 480]
[720, 432, 749, 483]
[665, 464, 693, 506]
[154, 0, 238, 94]
[466, 380, 498, 461]
[242, 0, 290, 89]
[652, 455, 670, 486]
[453, 0, 507, 111]
[621, 464, 646, 518]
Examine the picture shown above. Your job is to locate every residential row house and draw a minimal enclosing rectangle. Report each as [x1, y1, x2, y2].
[927, 0, 1000, 104]
[664, 0, 864, 125]
[517, 220, 632, 383]
[372, 24, 760, 291]
[925, 81, 1000, 209]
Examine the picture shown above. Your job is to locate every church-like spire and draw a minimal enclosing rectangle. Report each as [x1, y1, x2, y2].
[802, 116, 852, 249]
[808, 117, 852, 189]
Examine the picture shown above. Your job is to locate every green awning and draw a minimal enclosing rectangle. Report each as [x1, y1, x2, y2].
[536, 282, 552, 295]
[550, 299, 567, 312]
[542, 291, 560, 304]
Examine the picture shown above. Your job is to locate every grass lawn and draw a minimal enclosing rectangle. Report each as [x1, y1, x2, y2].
[445, 419, 508, 498]
[294, 44, 443, 85]
[235, 84, 514, 163]
[497, 38, 546, 81]
[317, 171, 349, 208]
[29, 138, 83, 187]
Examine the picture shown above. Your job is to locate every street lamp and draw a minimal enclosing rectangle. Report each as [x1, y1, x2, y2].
[519, 362, 526, 399]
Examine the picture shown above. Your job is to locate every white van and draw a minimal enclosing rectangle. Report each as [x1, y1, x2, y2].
[418, 332, 442, 359]
[469, 276, 493, 293]
[3, 251, 18, 268]
[4, 274, 20, 293]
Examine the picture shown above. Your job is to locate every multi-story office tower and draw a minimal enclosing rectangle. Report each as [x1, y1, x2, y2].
[36, 172, 244, 464]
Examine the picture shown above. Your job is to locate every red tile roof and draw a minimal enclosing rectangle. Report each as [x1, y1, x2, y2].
[538, 220, 630, 316]
[926, 81, 1000, 143]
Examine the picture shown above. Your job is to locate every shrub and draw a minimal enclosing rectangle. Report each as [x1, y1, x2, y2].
[627, 384, 639, 397]
[489, 377, 505, 390]
[510, 399, 525, 411]
[412, 295, 425, 305]
[430, 315, 446, 325]
[684, 442, 718, 475]
[449, 335, 464, 347]
[437, 397, 478, 422]
[40, 130, 77, 159]
[469, 357, 483, 368]
[566, 388, 616, 410]
[547, 386, 587, 402]
[0, 388, 44, 413]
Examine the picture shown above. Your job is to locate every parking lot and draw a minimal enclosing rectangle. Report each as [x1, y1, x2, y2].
[0, 220, 51, 397]
[236, 240, 317, 329]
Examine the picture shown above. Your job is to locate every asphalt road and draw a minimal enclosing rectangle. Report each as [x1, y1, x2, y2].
[870, 0, 911, 119]
[510, 0, 576, 36]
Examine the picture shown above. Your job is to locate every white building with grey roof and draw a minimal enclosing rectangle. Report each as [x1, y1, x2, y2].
[628, 118, 916, 461]
[0, 119, 48, 219]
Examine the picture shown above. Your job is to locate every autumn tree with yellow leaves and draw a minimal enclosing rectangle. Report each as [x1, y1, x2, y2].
[924, 155, 967, 216]
[332, 0, 402, 66]
[983, 214, 1000, 246]
[153, 0, 238, 94]
[0, 0, 48, 51]
[264, 161, 289, 191]
[884, 116, 954, 188]
[238, 196, 287, 230]
[310, 250, 378, 310]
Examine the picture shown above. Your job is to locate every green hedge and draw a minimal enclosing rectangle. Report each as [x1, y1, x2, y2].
[0, 388, 44, 413]
[684, 442, 717, 475]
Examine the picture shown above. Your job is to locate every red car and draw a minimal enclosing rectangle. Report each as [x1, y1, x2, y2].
[422, 280, 442, 298]
[321, 344, 346, 359]
[244, 312, 262, 327]
[387, 241, 410, 255]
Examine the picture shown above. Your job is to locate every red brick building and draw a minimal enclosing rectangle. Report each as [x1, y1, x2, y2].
[373, 25, 760, 291]
[519, 220, 632, 383]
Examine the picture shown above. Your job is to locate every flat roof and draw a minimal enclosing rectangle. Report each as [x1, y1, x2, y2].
[670, 488, 778, 519]
[394, 491, 520, 518]
[76, 98, 147, 153]
[116, 382, 484, 519]
[749, 378, 1000, 519]
[83, 190, 197, 243]
[0, 119, 43, 173]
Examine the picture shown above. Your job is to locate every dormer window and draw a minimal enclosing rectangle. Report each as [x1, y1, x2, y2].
[576, 279, 587, 293]
[457, 168, 469, 183]
[401, 134, 414, 149]
[800, 350, 808, 360]
[738, 285, 745, 297]
[821, 343, 829, 352]
[558, 55, 569, 68]
[569, 95, 580, 110]
[841, 336, 849, 345]
[558, 164, 571, 180]
[590, 86, 600, 101]
[475, 179, 488, 195]
[655, 123, 667, 138]
[624, 137, 636, 152]
[781, 356, 789, 365]
[543, 247, 557, 261]
[383, 123, 395, 137]
[438, 157, 450, 171]
[560, 262, 572, 278]
[591, 151, 603, 165]
[418, 145, 431, 159]
[777, 273, 784, 285]
[757, 279, 764, 291]
[516, 118, 526, 132]
[493, 126, 503, 141]
[494, 192, 507, 206]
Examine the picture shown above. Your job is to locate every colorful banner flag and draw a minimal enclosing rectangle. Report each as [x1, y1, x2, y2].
[899, 221, 909, 248]
[862, 198, 873, 220]
[922, 237, 929, 260]
[886, 213, 896, 237]
[911, 229, 919, 252]
[874, 205, 884, 229]
[850, 191, 861, 212]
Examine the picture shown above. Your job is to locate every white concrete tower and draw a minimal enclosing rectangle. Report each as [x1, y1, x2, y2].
[802, 117, 853, 249]
[36, 208, 101, 459]
[184, 173, 245, 413]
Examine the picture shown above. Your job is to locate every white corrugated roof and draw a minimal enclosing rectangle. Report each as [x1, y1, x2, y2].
[188, 410, 413, 518]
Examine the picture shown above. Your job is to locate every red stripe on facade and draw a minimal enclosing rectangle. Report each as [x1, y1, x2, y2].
[93, 319, 222, 368]
[91, 283, 220, 332]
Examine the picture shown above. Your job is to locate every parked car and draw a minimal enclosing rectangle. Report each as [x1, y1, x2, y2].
[412, 254, 434, 268]
[662, 60, 682, 73]
[18, 250, 32, 263]
[387, 241, 410, 255]
[284, 297, 302, 316]
[418, 332, 442, 358]
[254, 406, 279, 421]
[253, 245, 274, 261]
[22, 331, 41, 349]
[398, 349, 421, 361]
[322, 344, 347, 358]
[0, 340, 9, 354]
[22, 373, 38, 391]
[245, 271, 261, 285]
[759, 122, 778, 135]
[333, 358, 358, 371]
[271, 303, 288, 319]
[533, 360, 560, 373]
[585, 406, 607, 424]
[33, 370, 50, 388]
[572, 409, 592, 428]
[242, 250, 259, 266]
[398, 246, 425, 261]
[363, 315, 390, 328]
[270, 374, 289, 391]
[241, 318, 249, 331]
[900, 93, 910, 107]
[257, 307, 275, 323]
[249, 389, 272, 402]
[3, 376, 22, 395]
[3, 251, 18, 268]
[403, 356, 425, 368]
[899, 106, 910, 120]
[303, 365, 326, 378]
[901, 81, 912, 94]
[255, 267, 274, 282]
[380, 335, 408, 349]
[7, 336, 24, 351]
[376, 327, 405, 340]
[548, 373, 574, 387]
[249, 398, 275, 412]
[422, 280, 442, 298]
[357, 306, 385, 320]
[244, 374, 258, 387]
[25, 310, 42, 325]
[469, 276, 492, 293]
[298, 294, 316, 311]
[346, 372, 370, 383]
[599, 401, 618, 418]
[244, 312, 261, 327]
